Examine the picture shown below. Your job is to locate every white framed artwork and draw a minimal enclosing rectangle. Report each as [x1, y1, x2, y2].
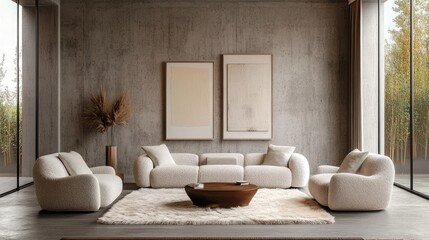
[166, 62, 214, 140]
[223, 54, 272, 140]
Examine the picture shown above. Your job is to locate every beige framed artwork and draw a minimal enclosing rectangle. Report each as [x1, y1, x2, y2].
[166, 62, 214, 140]
[223, 54, 272, 140]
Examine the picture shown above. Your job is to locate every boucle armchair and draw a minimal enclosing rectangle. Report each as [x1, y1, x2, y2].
[33, 153, 123, 211]
[308, 153, 395, 211]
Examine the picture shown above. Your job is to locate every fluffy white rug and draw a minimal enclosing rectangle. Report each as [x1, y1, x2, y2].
[98, 188, 334, 225]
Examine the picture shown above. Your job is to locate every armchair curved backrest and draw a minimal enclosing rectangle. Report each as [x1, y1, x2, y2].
[33, 153, 69, 179]
[358, 153, 395, 179]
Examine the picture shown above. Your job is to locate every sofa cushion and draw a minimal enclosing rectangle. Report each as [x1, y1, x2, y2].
[338, 149, 369, 173]
[150, 165, 198, 188]
[198, 165, 244, 183]
[58, 151, 92, 176]
[244, 165, 291, 188]
[171, 153, 199, 166]
[262, 144, 295, 167]
[308, 173, 335, 207]
[200, 153, 244, 166]
[206, 157, 238, 165]
[244, 153, 265, 166]
[142, 144, 176, 167]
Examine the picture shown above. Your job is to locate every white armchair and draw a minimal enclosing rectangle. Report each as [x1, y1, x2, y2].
[308, 153, 395, 211]
[33, 153, 123, 212]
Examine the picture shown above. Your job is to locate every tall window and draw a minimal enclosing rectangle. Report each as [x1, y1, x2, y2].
[382, 0, 429, 198]
[0, 0, 60, 197]
[0, 0, 21, 195]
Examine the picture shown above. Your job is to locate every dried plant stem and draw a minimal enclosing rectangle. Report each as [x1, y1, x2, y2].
[83, 89, 131, 134]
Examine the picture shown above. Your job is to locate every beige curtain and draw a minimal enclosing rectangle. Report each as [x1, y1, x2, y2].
[349, 0, 362, 150]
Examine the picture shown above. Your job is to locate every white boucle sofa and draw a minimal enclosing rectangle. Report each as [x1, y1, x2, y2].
[308, 153, 395, 211]
[134, 152, 310, 188]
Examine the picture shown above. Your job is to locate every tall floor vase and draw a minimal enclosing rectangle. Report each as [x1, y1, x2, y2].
[106, 145, 117, 170]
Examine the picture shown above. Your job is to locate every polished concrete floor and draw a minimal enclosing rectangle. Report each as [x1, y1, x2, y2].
[0, 177, 33, 194]
[0, 184, 428, 240]
[396, 174, 429, 196]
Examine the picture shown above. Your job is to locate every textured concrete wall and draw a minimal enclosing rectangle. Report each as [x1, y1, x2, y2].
[22, 7, 37, 177]
[362, 1, 379, 153]
[22, 5, 59, 177]
[60, 0, 349, 182]
[39, 5, 59, 156]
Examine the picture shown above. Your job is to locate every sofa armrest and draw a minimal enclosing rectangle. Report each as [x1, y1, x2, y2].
[328, 173, 393, 211]
[90, 166, 116, 175]
[34, 174, 101, 211]
[288, 153, 310, 187]
[316, 165, 339, 174]
[133, 155, 154, 187]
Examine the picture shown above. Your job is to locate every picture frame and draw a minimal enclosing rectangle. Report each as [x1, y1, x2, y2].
[223, 54, 272, 140]
[166, 62, 214, 140]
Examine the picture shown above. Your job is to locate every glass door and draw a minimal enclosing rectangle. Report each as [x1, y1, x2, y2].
[0, 0, 19, 195]
[411, 0, 429, 196]
[381, 0, 429, 198]
[0, 0, 60, 197]
[383, 0, 412, 189]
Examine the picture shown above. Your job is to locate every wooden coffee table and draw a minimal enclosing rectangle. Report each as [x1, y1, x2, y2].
[185, 182, 258, 208]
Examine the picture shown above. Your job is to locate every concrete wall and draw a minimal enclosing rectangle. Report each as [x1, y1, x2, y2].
[22, 7, 37, 177]
[22, 5, 59, 177]
[362, 0, 381, 153]
[60, 0, 349, 182]
[39, 5, 59, 156]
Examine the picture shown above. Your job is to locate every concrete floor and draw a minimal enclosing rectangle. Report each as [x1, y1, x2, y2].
[0, 184, 428, 240]
[396, 174, 429, 196]
[0, 177, 33, 194]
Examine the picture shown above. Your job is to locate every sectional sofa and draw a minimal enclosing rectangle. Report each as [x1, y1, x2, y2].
[133, 152, 310, 188]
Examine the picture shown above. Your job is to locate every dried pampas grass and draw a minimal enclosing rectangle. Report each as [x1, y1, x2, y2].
[112, 94, 131, 126]
[84, 89, 132, 133]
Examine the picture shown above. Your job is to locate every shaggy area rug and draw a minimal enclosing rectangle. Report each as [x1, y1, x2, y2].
[97, 188, 334, 225]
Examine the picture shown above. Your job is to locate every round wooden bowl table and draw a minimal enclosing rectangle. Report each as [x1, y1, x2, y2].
[185, 182, 258, 208]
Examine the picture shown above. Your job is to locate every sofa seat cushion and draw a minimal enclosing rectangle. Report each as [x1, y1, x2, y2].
[244, 165, 292, 188]
[150, 165, 199, 188]
[94, 174, 123, 207]
[198, 165, 244, 183]
[308, 173, 334, 207]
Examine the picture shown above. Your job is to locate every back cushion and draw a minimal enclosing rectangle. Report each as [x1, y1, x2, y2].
[142, 144, 176, 167]
[244, 153, 266, 166]
[338, 149, 369, 173]
[199, 153, 244, 166]
[58, 151, 92, 176]
[206, 157, 238, 165]
[171, 153, 199, 166]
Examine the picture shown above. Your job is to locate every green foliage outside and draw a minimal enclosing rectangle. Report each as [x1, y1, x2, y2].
[385, 0, 429, 163]
[0, 53, 21, 167]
